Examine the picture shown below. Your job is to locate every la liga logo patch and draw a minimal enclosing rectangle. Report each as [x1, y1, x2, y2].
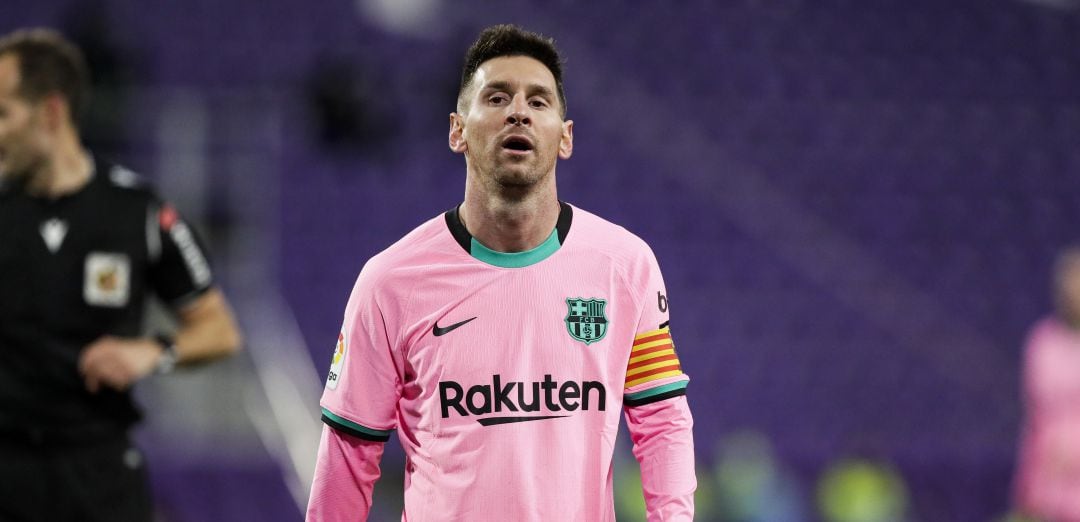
[326, 331, 347, 390]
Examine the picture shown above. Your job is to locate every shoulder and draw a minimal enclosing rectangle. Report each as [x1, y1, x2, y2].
[1021, 317, 1080, 368]
[353, 213, 457, 291]
[1026, 316, 1067, 348]
[562, 205, 665, 306]
[93, 158, 162, 205]
[565, 204, 658, 266]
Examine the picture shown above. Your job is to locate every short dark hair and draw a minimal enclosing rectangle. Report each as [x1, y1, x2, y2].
[458, 24, 566, 117]
[0, 28, 90, 121]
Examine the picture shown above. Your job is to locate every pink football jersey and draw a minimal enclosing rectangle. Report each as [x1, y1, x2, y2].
[308, 203, 695, 521]
[1015, 317, 1080, 521]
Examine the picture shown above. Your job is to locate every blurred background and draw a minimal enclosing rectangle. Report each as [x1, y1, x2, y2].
[3, 0, 1079, 520]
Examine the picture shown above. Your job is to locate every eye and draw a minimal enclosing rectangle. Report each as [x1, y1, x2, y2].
[529, 99, 548, 109]
[488, 94, 509, 105]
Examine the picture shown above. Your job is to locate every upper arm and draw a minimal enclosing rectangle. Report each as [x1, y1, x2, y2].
[176, 287, 237, 328]
[319, 267, 404, 440]
[624, 245, 689, 409]
[147, 200, 214, 305]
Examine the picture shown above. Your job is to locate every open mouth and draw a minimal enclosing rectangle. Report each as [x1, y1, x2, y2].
[501, 135, 534, 153]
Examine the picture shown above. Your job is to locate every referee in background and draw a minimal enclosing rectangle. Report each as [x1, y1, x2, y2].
[0, 28, 242, 521]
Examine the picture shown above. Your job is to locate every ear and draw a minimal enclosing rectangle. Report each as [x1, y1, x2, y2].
[448, 112, 467, 154]
[41, 93, 70, 131]
[558, 119, 574, 160]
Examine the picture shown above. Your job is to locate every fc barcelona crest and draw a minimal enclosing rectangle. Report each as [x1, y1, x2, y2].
[565, 298, 609, 345]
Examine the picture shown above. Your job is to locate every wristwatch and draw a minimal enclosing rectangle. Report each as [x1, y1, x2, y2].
[153, 334, 178, 374]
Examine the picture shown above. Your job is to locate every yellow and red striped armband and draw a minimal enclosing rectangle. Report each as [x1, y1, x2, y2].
[625, 326, 684, 389]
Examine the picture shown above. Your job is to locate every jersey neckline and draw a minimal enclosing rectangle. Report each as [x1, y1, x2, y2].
[444, 202, 573, 268]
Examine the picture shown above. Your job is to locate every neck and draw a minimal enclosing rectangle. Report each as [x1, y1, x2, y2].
[26, 129, 91, 198]
[460, 176, 560, 253]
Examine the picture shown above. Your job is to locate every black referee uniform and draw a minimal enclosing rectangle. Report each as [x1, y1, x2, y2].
[0, 156, 214, 522]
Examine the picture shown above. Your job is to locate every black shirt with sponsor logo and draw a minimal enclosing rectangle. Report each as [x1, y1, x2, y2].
[0, 156, 213, 440]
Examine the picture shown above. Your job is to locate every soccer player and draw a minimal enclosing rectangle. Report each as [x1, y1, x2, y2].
[0, 29, 242, 521]
[1014, 247, 1080, 521]
[307, 25, 695, 521]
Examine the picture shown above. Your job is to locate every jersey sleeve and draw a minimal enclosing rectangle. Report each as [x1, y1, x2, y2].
[306, 424, 386, 521]
[146, 200, 214, 306]
[310, 265, 403, 517]
[622, 245, 696, 521]
[318, 265, 402, 442]
[623, 247, 689, 405]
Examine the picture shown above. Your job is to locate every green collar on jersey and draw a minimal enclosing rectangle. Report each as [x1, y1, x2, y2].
[444, 202, 573, 268]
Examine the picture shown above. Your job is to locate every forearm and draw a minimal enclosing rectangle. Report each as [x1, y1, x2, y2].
[173, 288, 242, 364]
[307, 425, 385, 521]
[625, 396, 696, 521]
[79, 288, 239, 392]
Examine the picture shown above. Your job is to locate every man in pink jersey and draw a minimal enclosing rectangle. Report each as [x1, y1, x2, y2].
[307, 24, 696, 521]
[1015, 247, 1080, 521]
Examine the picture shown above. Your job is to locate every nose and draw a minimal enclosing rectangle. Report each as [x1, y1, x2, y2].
[505, 95, 531, 126]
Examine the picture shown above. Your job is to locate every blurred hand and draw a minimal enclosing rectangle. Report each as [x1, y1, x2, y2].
[78, 336, 163, 393]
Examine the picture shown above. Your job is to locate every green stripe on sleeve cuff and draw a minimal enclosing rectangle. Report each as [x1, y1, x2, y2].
[624, 381, 688, 407]
[321, 408, 393, 442]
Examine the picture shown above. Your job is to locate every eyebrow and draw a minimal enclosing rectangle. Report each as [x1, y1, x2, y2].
[482, 80, 556, 101]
